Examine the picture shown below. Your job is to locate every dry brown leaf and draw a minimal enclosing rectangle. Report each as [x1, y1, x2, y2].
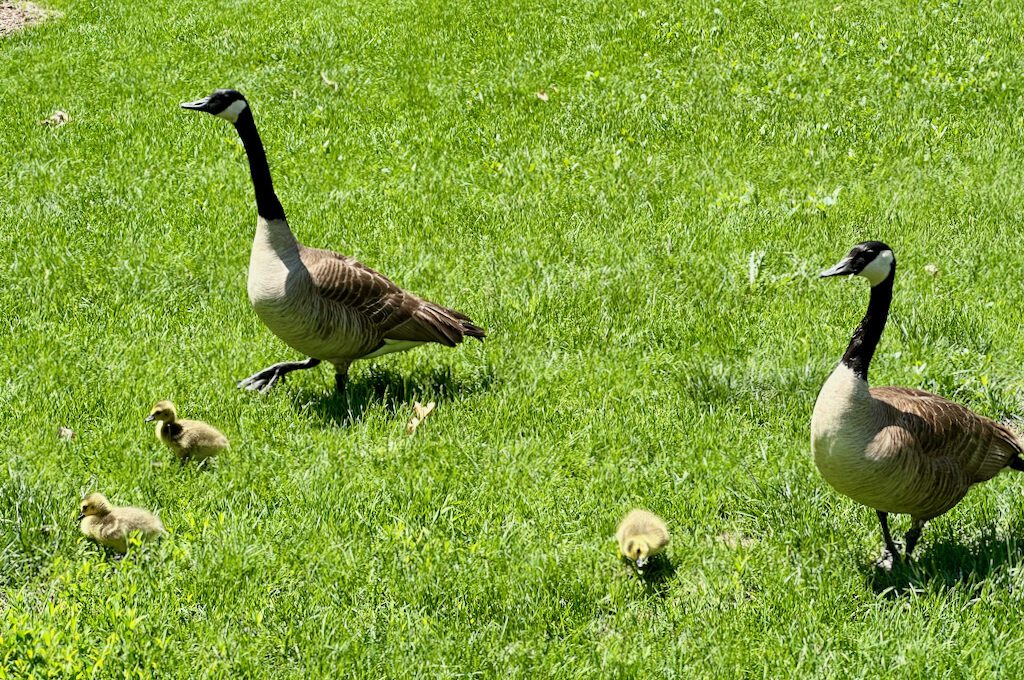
[57, 426, 74, 441]
[40, 110, 69, 127]
[535, 90, 549, 102]
[406, 401, 436, 435]
[320, 72, 339, 91]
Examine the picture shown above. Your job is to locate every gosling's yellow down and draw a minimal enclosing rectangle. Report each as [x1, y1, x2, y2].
[616, 509, 670, 568]
[78, 493, 165, 554]
[145, 400, 229, 463]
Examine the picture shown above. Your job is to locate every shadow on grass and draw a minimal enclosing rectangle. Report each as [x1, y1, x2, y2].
[867, 526, 1024, 597]
[625, 555, 677, 597]
[289, 364, 497, 426]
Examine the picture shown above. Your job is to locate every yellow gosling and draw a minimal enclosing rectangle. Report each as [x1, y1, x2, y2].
[146, 400, 229, 464]
[616, 509, 670, 568]
[78, 492, 165, 554]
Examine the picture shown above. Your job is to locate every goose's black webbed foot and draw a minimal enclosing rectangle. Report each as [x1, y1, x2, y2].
[238, 358, 321, 393]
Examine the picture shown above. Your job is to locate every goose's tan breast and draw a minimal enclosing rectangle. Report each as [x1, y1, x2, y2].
[249, 283, 379, 364]
[246, 226, 380, 364]
[811, 365, 943, 516]
[811, 365, 1017, 518]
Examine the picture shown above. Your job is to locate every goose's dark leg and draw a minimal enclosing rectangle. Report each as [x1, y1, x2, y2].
[238, 358, 321, 393]
[904, 519, 926, 559]
[334, 362, 351, 393]
[876, 511, 902, 568]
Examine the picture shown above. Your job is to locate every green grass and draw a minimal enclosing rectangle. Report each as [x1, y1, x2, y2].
[4, 0, 1024, 675]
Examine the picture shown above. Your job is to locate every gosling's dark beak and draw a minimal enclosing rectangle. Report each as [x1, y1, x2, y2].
[77, 513, 85, 521]
[144, 414, 156, 422]
[819, 257, 857, 278]
[180, 96, 212, 111]
[635, 556, 648, 569]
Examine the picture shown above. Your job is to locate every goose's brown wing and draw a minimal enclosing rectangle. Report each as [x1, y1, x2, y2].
[300, 247, 484, 347]
[872, 386, 1022, 482]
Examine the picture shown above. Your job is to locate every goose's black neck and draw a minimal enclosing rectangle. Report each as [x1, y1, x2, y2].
[233, 108, 286, 221]
[841, 268, 894, 382]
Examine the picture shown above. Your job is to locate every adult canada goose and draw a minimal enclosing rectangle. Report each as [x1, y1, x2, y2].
[78, 493, 165, 554]
[180, 89, 485, 393]
[145, 400, 229, 463]
[616, 509, 670, 568]
[812, 241, 1024, 567]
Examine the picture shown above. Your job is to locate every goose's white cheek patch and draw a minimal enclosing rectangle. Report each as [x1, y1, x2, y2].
[216, 99, 248, 123]
[860, 250, 894, 286]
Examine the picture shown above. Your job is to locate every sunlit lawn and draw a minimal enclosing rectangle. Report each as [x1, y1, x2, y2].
[3, 0, 1024, 676]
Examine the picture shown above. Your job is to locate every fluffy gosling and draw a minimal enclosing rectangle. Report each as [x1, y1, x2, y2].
[146, 400, 229, 463]
[78, 492, 165, 554]
[616, 509, 670, 568]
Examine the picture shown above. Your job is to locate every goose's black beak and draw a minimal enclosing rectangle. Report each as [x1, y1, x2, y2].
[820, 258, 856, 278]
[76, 513, 85, 521]
[180, 96, 212, 112]
[144, 414, 156, 423]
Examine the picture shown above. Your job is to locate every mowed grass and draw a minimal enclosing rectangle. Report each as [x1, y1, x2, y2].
[4, 0, 1024, 675]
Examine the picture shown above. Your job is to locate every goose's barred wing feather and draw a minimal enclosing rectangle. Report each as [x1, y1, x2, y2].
[300, 247, 484, 347]
[872, 386, 1023, 482]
